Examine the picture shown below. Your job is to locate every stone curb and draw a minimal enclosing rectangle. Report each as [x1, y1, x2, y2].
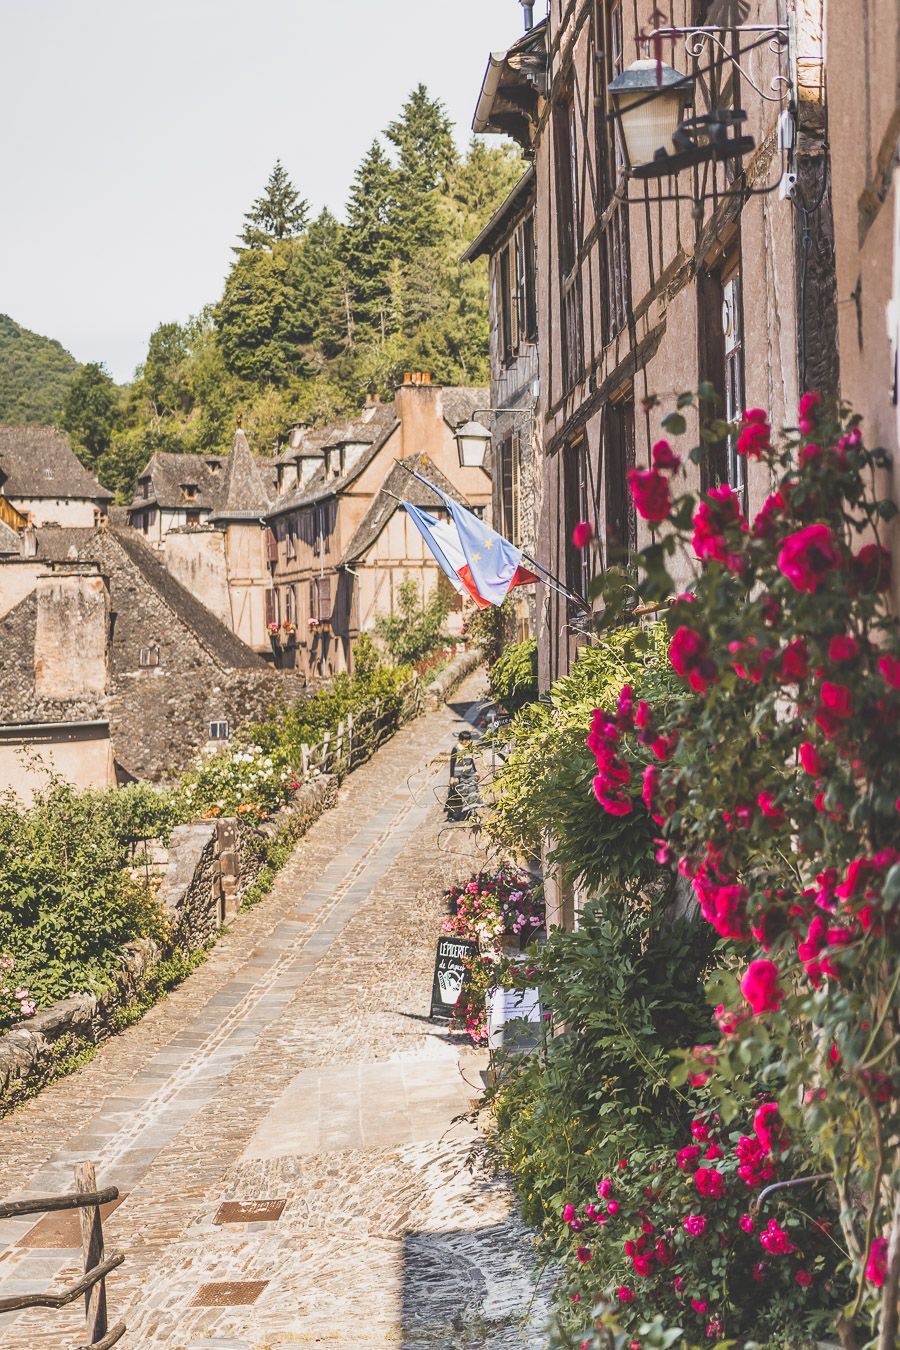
[424, 649, 483, 709]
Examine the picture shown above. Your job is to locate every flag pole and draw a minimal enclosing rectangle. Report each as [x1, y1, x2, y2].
[392, 460, 592, 611]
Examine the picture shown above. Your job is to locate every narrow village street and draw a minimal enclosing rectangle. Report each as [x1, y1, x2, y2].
[0, 675, 549, 1350]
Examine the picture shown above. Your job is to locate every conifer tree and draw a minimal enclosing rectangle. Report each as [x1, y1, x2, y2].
[385, 86, 457, 260]
[239, 160, 310, 250]
[343, 141, 397, 336]
[296, 209, 352, 357]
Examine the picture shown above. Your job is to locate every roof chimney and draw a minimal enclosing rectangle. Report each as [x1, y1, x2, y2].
[34, 562, 109, 701]
[519, 0, 535, 31]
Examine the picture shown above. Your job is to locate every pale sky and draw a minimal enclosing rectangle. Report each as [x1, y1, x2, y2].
[0, 0, 538, 382]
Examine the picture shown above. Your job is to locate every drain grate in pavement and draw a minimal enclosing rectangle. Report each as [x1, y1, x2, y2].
[190, 1280, 269, 1307]
[213, 1200, 286, 1225]
[17, 1195, 126, 1248]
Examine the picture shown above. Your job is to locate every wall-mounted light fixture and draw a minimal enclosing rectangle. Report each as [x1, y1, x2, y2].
[607, 24, 792, 204]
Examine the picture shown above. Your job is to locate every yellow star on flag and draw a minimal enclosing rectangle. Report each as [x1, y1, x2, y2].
[483, 538, 494, 548]
[471, 552, 482, 563]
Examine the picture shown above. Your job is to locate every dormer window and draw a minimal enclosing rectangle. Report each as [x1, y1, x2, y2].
[206, 459, 221, 474]
[140, 478, 149, 499]
[180, 483, 198, 500]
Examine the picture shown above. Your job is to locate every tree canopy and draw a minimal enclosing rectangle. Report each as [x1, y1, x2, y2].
[4, 88, 524, 502]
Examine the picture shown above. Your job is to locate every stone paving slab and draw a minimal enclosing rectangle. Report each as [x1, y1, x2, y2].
[0, 675, 551, 1348]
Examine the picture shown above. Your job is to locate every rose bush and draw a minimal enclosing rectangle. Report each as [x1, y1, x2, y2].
[584, 394, 899, 1347]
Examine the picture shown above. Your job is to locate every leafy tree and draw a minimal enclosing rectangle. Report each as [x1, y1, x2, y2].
[95, 424, 187, 503]
[295, 209, 352, 358]
[0, 314, 80, 423]
[375, 576, 452, 665]
[239, 160, 310, 250]
[60, 362, 120, 465]
[140, 321, 193, 418]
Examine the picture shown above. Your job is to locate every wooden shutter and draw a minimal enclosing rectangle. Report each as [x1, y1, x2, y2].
[264, 589, 276, 626]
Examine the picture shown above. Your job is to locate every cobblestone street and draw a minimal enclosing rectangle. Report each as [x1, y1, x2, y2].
[0, 676, 550, 1350]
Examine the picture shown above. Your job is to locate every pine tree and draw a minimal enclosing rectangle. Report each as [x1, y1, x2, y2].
[295, 209, 352, 358]
[239, 160, 310, 250]
[343, 141, 397, 336]
[385, 85, 457, 260]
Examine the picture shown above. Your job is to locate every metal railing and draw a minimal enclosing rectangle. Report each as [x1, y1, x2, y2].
[0, 1163, 125, 1348]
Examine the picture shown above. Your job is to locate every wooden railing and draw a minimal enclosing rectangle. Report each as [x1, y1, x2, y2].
[297, 671, 423, 783]
[0, 1163, 125, 1348]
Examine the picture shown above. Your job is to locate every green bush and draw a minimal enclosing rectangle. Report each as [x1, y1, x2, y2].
[374, 577, 453, 665]
[0, 783, 170, 1009]
[487, 625, 678, 888]
[489, 637, 538, 710]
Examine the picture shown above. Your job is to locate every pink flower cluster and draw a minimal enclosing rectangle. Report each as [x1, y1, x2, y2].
[692, 485, 747, 572]
[626, 440, 681, 523]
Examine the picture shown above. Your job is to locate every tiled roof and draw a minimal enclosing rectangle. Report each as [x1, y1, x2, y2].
[129, 452, 227, 512]
[341, 455, 471, 564]
[0, 425, 113, 501]
[209, 430, 272, 522]
[109, 529, 266, 669]
[267, 414, 400, 518]
[441, 387, 490, 432]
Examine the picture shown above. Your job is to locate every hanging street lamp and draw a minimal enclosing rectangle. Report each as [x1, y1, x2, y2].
[607, 59, 694, 175]
[453, 419, 493, 469]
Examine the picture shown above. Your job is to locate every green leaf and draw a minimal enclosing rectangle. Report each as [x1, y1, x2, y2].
[662, 411, 687, 436]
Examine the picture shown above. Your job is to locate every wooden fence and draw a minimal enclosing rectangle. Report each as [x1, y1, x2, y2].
[296, 671, 422, 783]
[0, 1163, 124, 1348]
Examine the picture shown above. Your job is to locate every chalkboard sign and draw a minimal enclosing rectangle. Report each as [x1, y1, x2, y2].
[430, 935, 478, 1020]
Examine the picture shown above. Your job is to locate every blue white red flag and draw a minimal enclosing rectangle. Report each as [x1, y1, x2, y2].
[402, 501, 492, 608]
[408, 473, 537, 606]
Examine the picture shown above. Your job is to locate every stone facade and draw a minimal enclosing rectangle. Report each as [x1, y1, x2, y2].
[0, 528, 307, 788]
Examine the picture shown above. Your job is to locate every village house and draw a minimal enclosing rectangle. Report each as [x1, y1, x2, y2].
[0, 425, 112, 527]
[462, 163, 540, 639]
[265, 376, 491, 675]
[472, 0, 830, 688]
[0, 527, 306, 799]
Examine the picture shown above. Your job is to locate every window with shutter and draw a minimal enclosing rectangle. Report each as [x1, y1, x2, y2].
[264, 589, 276, 626]
[266, 527, 278, 565]
[604, 399, 637, 563]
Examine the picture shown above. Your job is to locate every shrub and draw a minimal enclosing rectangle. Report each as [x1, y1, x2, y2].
[374, 576, 453, 665]
[0, 784, 168, 1006]
[489, 637, 538, 710]
[585, 393, 900, 1344]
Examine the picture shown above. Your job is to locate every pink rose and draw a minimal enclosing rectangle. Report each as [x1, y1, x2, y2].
[628, 467, 671, 522]
[878, 654, 900, 689]
[777, 524, 841, 593]
[741, 960, 782, 1014]
[799, 742, 824, 776]
[865, 1236, 888, 1287]
[652, 438, 681, 470]
[572, 520, 593, 549]
[616, 1285, 635, 1303]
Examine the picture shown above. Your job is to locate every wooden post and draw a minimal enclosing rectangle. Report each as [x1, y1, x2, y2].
[335, 719, 345, 777]
[301, 743, 310, 782]
[321, 731, 331, 774]
[75, 1162, 108, 1345]
[346, 712, 354, 769]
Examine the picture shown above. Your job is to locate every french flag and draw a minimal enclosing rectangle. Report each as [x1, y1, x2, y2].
[403, 482, 537, 608]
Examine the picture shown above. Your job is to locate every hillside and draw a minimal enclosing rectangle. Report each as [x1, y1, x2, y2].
[0, 314, 80, 423]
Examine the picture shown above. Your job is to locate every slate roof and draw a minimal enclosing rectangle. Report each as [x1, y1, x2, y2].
[209, 430, 272, 522]
[341, 455, 471, 565]
[441, 387, 489, 431]
[109, 529, 267, 669]
[129, 452, 227, 512]
[0, 426, 113, 501]
[461, 169, 536, 263]
[267, 407, 400, 519]
[29, 526, 97, 561]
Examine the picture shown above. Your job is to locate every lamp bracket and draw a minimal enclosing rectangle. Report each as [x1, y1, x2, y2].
[641, 25, 791, 105]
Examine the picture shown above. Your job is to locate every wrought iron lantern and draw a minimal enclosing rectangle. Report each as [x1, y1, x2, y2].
[454, 419, 492, 469]
[607, 59, 693, 173]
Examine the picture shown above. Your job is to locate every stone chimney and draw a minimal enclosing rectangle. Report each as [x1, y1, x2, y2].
[394, 373, 444, 459]
[34, 562, 109, 701]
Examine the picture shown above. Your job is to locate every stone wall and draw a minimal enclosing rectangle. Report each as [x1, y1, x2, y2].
[423, 648, 483, 710]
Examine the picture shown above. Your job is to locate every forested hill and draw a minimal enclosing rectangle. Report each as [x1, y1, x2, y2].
[0, 314, 81, 423]
[19, 86, 525, 502]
